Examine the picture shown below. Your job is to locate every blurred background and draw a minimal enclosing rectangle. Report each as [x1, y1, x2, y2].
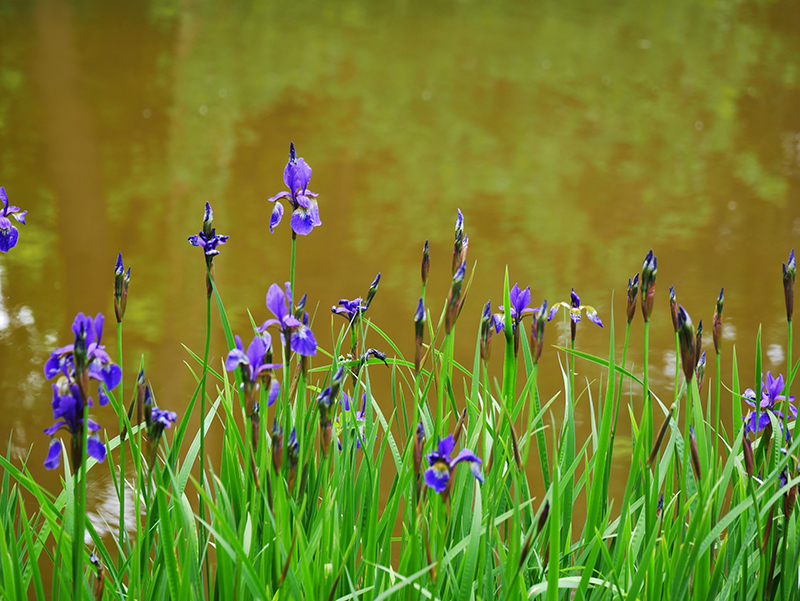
[0, 0, 799, 530]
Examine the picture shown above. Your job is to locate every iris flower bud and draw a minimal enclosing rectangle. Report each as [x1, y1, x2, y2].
[413, 421, 425, 481]
[626, 274, 639, 324]
[445, 261, 466, 335]
[669, 285, 679, 334]
[365, 273, 381, 309]
[114, 252, 131, 323]
[677, 306, 697, 384]
[453, 407, 467, 446]
[689, 426, 702, 481]
[287, 427, 299, 491]
[452, 209, 464, 275]
[414, 298, 426, 375]
[640, 250, 657, 322]
[647, 407, 673, 467]
[742, 432, 754, 478]
[784, 249, 795, 322]
[713, 288, 723, 354]
[695, 320, 703, 370]
[421, 240, 430, 286]
[202, 201, 214, 239]
[695, 351, 706, 392]
[531, 300, 548, 364]
[480, 300, 493, 363]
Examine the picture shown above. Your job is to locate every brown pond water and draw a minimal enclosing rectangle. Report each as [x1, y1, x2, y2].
[1, 0, 799, 538]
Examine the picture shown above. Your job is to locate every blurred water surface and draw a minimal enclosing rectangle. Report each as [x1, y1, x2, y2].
[1, 0, 799, 520]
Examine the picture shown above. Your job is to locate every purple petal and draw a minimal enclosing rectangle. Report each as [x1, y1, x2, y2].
[290, 325, 317, 356]
[44, 439, 61, 469]
[0, 187, 6, 206]
[758, 412, 772, 431]
[12, 210, 25, 225]
[0, 226, 18, 252]
[44, 421, 64, 436]
[91, 362, 121, 390]
[290, 207, 316, 236]
[450, 448, 482, 469]
[188, 234, 202, 247]
[94, 314, 104, 345]
[98, 386, 109, 407]
[225, 347, 248, 372]
[246, 336, 267, 370]
[257, 318, 280, 333]
[438, 434, 455, 458]
[267, 379, 280, 407]
[586, 308, 603, 327]
[547, 305, 559, 321]
[743, 389, 757, 408]
[424, 463, 450, 493]
[342, 391, 351, 412]
[87, 436, 106, 463]
[270, 202, 284, 233]
[469, 462, 485, 484]
[266, 283, 287, 322]
[268, 191, 292, 203]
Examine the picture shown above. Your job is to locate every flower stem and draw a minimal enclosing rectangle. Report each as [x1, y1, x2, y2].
[116, 321, 126, 571]
[73, 395, 89, 600]
[290, 232, 297, 296]
[643, 320, 652, 456]
[198, 282, 212, 586]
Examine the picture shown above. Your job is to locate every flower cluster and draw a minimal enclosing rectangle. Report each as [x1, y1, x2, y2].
[43, 313, 121, 469]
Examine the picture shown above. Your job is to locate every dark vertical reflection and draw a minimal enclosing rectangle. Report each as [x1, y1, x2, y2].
[33, 0, 109, 316]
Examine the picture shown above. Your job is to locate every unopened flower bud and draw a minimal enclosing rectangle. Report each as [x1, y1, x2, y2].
[784, 485, 797, 519]
[445, 261, 466, 335]
[689, 426, 702, 481]
[713, 288, 723, 354]
[695, 351, 706, 391]
[647, 407, 673, 467]
[640, 250, 657, 322]
[421, 240, 430, 286]
[784, 249, 795, 322]
[742, 432, 754, 478]
[669, 285, 679, 334]
[531, 300, 548, 364]
[413, 421, 425, 480]
[414, 298, 426, 375]
[677, 306, 696, 383]
[480, 300, 493, 363]
[626, 274, 639, 324]
[452, 209, 464, 275]
[287, 427, 299, 490]
[365, 272, 381, 309]
[202, 201, 214, 239]
[453, 408, 467, 446]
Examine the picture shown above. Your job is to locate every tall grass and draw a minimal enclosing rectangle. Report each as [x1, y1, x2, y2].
[1, 191, 798, 600]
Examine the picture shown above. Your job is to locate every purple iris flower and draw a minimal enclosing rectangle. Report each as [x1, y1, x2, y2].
[258, 282, 317, 356]
[332, 298, 367, 323]
[494, 284, 534, 331]
[44, 383, 106, 469]
[225, 334, 282, 408]
[268, 142, 321, 236]
[188, 202, 229, 261]
[743, 372, 797, 438]
[44, 313, 122, 406]
[424, 434, 484, 495]
[0, 186, 26, 252]
[151, 407, 177, 430]
[548, 288, 603, 327]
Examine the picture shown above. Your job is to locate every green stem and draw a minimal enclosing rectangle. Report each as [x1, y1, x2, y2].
[435, 333, 453, 439]
[198, 285, 212, 594]
[73, 400, 89, 600]
[714, 350, 721, 479]
[290, 232, 297, 296]
[116, 321, 126, 571]
[643, 320, 652, 457]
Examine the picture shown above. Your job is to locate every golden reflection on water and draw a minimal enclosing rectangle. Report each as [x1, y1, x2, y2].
[0, 0, 799, 525]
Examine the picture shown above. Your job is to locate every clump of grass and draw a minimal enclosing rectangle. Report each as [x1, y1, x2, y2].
[0, 153, 798, 600]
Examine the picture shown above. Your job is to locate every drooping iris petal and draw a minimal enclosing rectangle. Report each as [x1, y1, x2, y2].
[246, 336, 267, 373]
[225, 336, 248, 371]
[44, 421, 64, 436]
[267, 379, 280, 407]
[290, 207, 316, 236]
[44, 439, 62, 470]
[469, 462, 485, 484]
[290, 325, 317, 356]
[87, 437, 107, 463]
[270, 202, 284, 233]
[0, 226, 18, 252]
[424, 462, 450, 493]
[450, 448, 482, 468]
[586, 307, 604, 327]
